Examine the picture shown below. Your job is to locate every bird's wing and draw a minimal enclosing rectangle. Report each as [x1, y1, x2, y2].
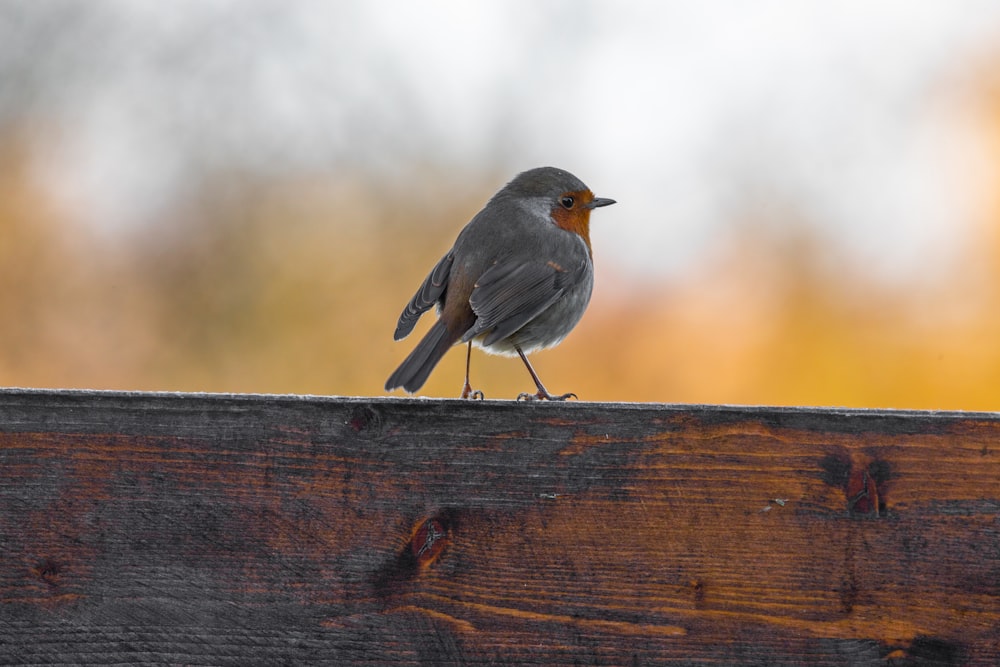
[461, 259, 576, 346]
[393, 251, 454, 341]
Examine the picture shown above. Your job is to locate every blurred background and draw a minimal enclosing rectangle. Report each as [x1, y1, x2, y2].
[3, 1, 1000, 408]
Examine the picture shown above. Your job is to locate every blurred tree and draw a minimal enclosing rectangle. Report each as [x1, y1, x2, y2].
[1, 3, 999, 409]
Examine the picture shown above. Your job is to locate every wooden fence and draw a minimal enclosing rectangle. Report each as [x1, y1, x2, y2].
[0, 389, 997, 665]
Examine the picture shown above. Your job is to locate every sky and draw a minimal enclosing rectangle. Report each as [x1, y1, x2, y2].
[5, 0, 1000, 281]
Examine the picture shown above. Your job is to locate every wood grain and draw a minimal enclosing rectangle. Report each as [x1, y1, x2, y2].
[0, 389, 997, 665]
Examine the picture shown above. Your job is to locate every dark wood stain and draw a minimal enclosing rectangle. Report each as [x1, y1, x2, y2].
[0, 390, 997, 665]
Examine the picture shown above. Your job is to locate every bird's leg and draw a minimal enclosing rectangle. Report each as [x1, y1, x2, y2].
[515, 345, 576, 401]
[460, 341, 484, 399]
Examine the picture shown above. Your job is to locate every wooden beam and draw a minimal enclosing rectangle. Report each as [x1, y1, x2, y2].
[0, 389, 997, 665]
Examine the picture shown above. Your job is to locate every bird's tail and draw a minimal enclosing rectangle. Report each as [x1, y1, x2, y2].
[385, 320, 457, 393]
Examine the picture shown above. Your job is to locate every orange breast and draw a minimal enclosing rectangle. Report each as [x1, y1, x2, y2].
[549, 189, 594, 256]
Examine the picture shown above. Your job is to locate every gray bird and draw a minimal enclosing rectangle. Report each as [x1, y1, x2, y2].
[385, 166, 616, 400]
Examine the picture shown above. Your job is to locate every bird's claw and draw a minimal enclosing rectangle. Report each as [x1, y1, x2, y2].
[517, 390, 577, 402]
[460, 384, 485, 400]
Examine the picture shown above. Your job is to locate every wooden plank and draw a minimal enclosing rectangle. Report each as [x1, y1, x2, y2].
[0, 389, 997, 665]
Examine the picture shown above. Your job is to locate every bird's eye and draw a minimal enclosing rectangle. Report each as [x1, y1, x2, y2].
[560, 196, 575, 209]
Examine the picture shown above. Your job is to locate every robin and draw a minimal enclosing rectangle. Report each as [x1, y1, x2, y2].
[385, 166, 615, 400]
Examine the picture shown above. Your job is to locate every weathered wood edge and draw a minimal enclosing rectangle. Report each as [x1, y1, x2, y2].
[1, 386, 997, 420]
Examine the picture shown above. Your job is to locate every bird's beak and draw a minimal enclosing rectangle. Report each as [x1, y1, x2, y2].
[588, 197, 616, 209]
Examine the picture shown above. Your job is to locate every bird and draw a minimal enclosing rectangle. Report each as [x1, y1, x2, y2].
[385, 166, 615, 400]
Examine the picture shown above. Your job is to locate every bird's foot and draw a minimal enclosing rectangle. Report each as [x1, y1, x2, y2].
[517, 390, 577, 402]
[460, 383, 485, 400]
